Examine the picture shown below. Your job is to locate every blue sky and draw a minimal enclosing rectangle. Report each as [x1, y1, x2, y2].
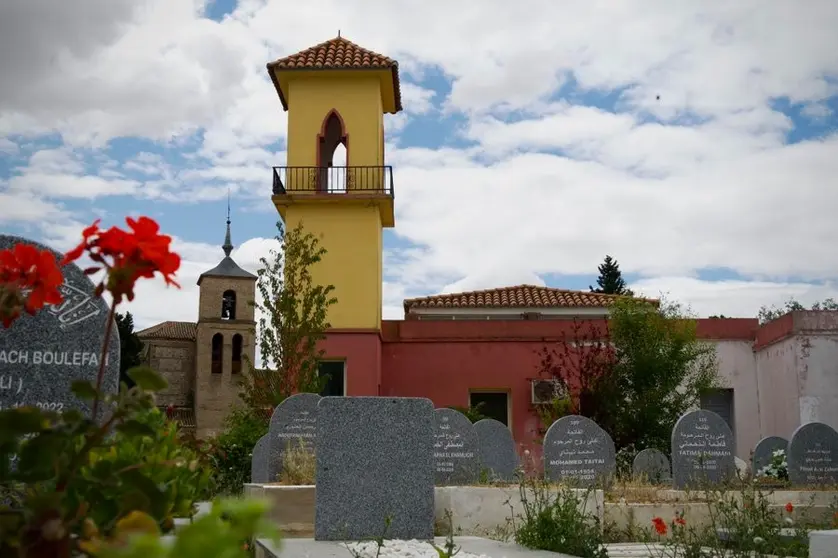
[2, 0, 837, 328]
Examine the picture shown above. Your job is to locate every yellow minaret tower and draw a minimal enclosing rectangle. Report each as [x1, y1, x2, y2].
[267, 36, 402, 331]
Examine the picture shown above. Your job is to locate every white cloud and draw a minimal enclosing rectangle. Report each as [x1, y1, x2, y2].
[2, 0, 838, 330]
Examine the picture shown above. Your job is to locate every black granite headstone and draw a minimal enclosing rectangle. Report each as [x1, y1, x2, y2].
[314, 396, 434, 541]
[543, 415, 616, 486]
[267, 392, 320, 483]
[671, 409, 735, 489]
[473, 418, 518, 481]
[433, 408, 479, 485]
[751, 436, 788, 477]
[787, 422, 838, 486]
[0, 235, 120, 419]
[632, 448, 671, 484]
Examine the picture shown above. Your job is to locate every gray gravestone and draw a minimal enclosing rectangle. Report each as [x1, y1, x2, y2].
[0, 235, 120, 419]
[267, 393, 321, 483]
[671, 409, 736, 489]
[251, 434, 270, 483]
[633, 448, 671, 484]
[433, 408, 479, 485]
[314, 396, 434, 541]
[787, 422, 838, 486]
[543, 415, 616, 486]
[752, 436, 788, 477]
[473, 418, 518, 481]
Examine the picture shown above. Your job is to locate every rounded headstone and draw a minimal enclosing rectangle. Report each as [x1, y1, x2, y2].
[473, 418, 518, 481]
[632, 448, 671, 484]
[0, 235, 120, 419]
[671, 409, 736, 489]
[433, 408, 479, 485]
[250, 434, 270, 484]
[544, 415, 616, 486]
[787, 422, 838, 486]
[752, 436, 789, 477]
[267, 392, 321, 482]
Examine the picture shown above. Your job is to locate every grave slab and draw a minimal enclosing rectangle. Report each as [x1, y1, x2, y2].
[543, 415, 616, 486]
[251, 434, 270, 483]
[267, 393, 320, 483]
[671, 409, 735, 489]
[752, 436, 788, 476]
[632, 448, 671, 484]
[314, 396, 435, 541]
[433, 408, 479, 485]
[787, 422, 838, 486]
[473, 418, 518, 481]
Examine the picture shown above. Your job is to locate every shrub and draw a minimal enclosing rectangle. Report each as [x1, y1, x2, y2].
[755, 449, 789, 482]
[207, 408, 267, 496]
[278, 439, 315, 485]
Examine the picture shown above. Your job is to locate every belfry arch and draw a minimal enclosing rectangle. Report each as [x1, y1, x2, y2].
[317, 109, 348, 192]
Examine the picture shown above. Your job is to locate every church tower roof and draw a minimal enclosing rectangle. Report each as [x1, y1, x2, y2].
[197, 198, 257, 286]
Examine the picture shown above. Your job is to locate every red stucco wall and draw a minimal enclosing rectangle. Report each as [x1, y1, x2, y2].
[322, 318, 759, 455]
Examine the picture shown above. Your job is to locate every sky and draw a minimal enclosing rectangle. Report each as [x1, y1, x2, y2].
[1, 0, 838, 331]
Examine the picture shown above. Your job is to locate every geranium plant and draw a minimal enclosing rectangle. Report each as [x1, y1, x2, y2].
[0, 217, 277, 558]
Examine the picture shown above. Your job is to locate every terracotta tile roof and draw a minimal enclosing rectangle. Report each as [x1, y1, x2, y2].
[137, 321, 197, 341]
[403, 285, 655, 313]
[160, 406, 196, 428]
[266, 36, 402, 112]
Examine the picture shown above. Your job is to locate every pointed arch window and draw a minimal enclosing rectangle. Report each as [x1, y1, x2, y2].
[232, 334, 243, 375]
[211, 333, 223, 374]
[222, 290, 236, 320]
[318, 109, 349, 193]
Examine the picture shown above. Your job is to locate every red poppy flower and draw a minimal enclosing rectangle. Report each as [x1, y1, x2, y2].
[0, 243, 64, 328]
[674, 516, 686, 526]
[62, 216, 181, 303]
[785, 502, 794, 513]
[652, 517, 667, 536]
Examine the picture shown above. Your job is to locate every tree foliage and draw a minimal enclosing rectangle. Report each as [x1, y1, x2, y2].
[535, 297, 719, 453]
[757, 297, 838, 324]
[589, 255, 634, 296]
[116, 311, 145, 388]
[239, 221, 337, 411]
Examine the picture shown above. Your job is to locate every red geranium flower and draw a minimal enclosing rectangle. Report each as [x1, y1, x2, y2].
[652, 517, 667, 536]
[62, 216, 180, 303]
[785, 502, 794, 513]
[675, 516, 686, 526]
[0, 243, 64, 328]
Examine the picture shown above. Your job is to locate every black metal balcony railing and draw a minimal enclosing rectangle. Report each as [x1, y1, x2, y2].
[272, 166, 394, 197]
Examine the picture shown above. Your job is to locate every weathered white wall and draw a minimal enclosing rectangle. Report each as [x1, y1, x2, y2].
[712, 340, 759, 459]
[755, 336, 800, 440]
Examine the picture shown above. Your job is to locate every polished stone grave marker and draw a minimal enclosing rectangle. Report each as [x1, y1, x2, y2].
[314, 396, 434, 541]
[633, 448, 671, 484]
[251, 434, 270, 483]
[433, 408, 479, 485]
[788, 422, 838, 486]
[544, 415, 616, 486]
[267, 393, 321, 483]
[671, 409, 735, 489]
[751, 436, 788, 477]
[0, 235, 120, 419]
[473, 418, 518, 481]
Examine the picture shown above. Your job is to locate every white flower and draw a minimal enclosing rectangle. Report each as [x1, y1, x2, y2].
[754, 536, 765, 544]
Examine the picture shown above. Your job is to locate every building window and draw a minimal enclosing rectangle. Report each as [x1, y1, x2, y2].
[318, 361, 345, 396]
[470, 391, 510, 427]
[232, 334, 243, 374]
[221, 290, 237, 320]
[211, 333, 223, 374]
[700, 388, 735, 437]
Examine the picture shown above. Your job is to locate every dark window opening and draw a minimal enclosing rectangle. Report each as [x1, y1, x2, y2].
[318, 361, 345, 397]
[211, 333, 223, 374]
[232, 333, 243, 374]
[221, 290, 237, 320]
[700, 388, 735, 439]
[318, 110, 348, 192]
[470, 391, 509, 427]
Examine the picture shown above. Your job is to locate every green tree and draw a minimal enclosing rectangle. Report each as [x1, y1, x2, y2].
[239, 221, 337, 412]
[536, 297, 718, 453]
[116, 311, 144, 388]
[589, 255, 634, 296]
[758, 297, 838, 324]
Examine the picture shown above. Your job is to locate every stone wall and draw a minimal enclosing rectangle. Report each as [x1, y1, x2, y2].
[144, 339, 196, 407]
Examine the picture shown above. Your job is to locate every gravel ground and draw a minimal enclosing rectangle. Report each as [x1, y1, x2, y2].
[344, 539, 492, 558]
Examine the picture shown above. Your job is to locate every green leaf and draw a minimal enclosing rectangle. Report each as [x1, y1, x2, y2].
[116, 419, 158, 438]
[119, 468, 166, 518]
[127, 366, 168, 392]
[0, 407, 47, 439]
[71, 380, 98, 401]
